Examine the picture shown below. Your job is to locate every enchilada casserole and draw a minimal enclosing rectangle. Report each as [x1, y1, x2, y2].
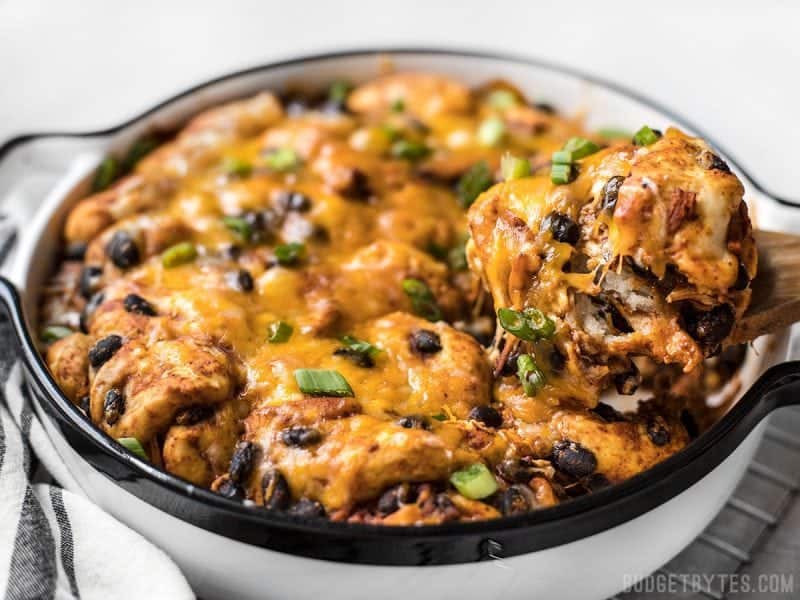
[39, 71, 756, 524]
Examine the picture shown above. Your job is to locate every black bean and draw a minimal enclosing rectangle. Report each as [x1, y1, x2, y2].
[88, 334, 123, 368]
[64, 241, 88, 261]
[280, 426, 322, 447]
[227, 269, 254, 292]
[78, 395, 90, 415]
[217, 479, 244, 500]
[276, 191, 312, 212]
[432, 493, 459, 520]
[262, 469, 291, 510]
[613, 364, 641, 395]
[79, 266, 103, 299]
[106, 230, 140, 269]
[396, 415, 429, 430]
[409, 329, 442, 355]
[103, 388, 125, 425]
[288, 498, 326, 518]
[333, 347, 374, 368]
[732, 261, 750, 291]
[468, 405, 503, 428]
[552, 440, 597, 478]
[683, 304, 735, 351]
[174, 405, 214, 426]
[80, 291, 105, 333]
[341, 169, 371, 201]
[497, 458, 539, 484]
[548, 347, 566, 372]
[592, 402, 625, 423]
[222, 244, 242, 260]
[123, 293, 157, 316]
[543, 212, 580, 245]
[229, 441, 256, 483]
[601, 175, 625, 212]
[585, 473, 610, 492]
[377, 483, 411, 514]
[501, 485, 533, 516]
[499, 349, 521, 376]
[647, 417, 671, 446]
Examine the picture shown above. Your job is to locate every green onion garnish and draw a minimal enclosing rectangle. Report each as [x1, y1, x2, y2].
[477, 117, 506, 147]
[274, 242, 305, 266]
[632, 126, 662, 147]
[40, 325, 73, 344]
[487, 89, 518, 110]
[390, 98, 405, 113]
[162, 242, 198, 268]
[550, 163, 574, 185]
[391, 139, 431, 161]
[517, 354, 546, 396]
[294, 368, 354, 397]
[456, 161, 494, 209]
[118, 437, 148, 461]
[263, 147, 300, 172]
[597, 128, 632, 140]
[92, 157, 119, 192]
[340, 334, 382, 359]
[563, 137, 601, 160]
[501, 153, 531, 181]
[222, 216, 253, 242]
[497, 307, 555, 341]
[402, 278, 443, 322]
[328, 80, 352, 105]
[221, 157, 253, 177]
[431, 412, 448, 421]
[450, 463, 498, 499]
[121, 137, 160, 172]
[268, 321, 293, 343]
[551, 150, 573, 165]
[447, 240, 468, 272]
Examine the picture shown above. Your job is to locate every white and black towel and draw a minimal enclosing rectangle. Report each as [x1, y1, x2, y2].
[0, 361, 194, 600]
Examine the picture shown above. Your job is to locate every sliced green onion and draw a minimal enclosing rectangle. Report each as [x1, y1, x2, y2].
[550, 163, 574, 185]
[294, 368, 354, 397]
[162, 242, 198, 268]
[517, 354, 546, 396]
[380, 124, 401, 142]
[456, 161, 493, 209]
[222, 216, 253, 242]
[597, 127, 632, 140]
[328, 80, 352, 105]
[274, 242, 305, 266]
[477, 117, 506, 147]
[263, 147, 300, 172]
[497, 307, 555, 341]
[450, 463, 498, 499]
[551, 150, 573, 165]
[632, 125, 662, 147]
[40, 325, 73, 343]
[402, 278, 443, 322]
[268, 321, 293, 343]
[563, 137, 601, 160]
[118, 437, 148, 461]
[391, 139, 431, 161]
[447, 240, 468, 272]
[221, 157, 253, 177]
[92, 157, 119, 192]
[340, 334, 382, 359]
[121, 137, 160, 172]
[426, 241, 448, 261]
[390, 98, 405, 113]
[501, 153, 531, 181]
[431, 412, 448, 422]
[487, 89, 518, 110]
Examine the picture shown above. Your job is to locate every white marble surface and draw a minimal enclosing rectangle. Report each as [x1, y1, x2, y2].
[1, 0, 798, 201]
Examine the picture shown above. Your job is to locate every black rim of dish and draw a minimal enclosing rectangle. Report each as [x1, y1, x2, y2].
[2, 47, 800, 566]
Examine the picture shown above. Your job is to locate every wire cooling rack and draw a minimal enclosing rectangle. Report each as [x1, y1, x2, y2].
[616, 406, 800, 600]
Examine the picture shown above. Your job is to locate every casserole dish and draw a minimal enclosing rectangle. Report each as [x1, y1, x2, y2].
[1, 49, 799, 600]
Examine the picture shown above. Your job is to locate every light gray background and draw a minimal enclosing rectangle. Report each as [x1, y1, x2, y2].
[1, 0, 798, 201]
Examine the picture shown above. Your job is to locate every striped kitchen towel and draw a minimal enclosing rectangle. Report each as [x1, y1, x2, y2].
[0, 361, 194, 600]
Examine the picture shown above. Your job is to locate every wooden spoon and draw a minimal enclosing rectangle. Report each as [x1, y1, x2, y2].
[729, 229, 800, 345]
